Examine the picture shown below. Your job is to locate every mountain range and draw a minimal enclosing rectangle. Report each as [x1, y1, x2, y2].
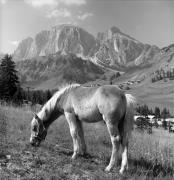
[1, 24, 174, 113]
[13, 24, 159, 71]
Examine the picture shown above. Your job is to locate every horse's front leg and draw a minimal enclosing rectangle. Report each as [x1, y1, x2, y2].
[77, 121, 87, 155]
[65, 112, 81, 159]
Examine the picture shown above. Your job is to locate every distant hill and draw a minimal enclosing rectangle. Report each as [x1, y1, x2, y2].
[111, 44, 174, 115]
[16, 53, 105, 89]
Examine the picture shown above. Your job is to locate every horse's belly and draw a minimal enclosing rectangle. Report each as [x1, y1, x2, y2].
[75, 106, 103, 123]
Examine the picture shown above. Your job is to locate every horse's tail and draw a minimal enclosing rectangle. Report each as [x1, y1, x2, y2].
[121, 94, 136, 145]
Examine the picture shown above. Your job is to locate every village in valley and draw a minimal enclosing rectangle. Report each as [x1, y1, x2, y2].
[134, 111, 174, 133]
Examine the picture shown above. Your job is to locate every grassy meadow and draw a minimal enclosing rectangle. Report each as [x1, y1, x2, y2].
[0, 104, 174, 180]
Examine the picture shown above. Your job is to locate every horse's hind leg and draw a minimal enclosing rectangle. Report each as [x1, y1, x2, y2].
[119, 139, 128, 174]
[105, 120, 121, 172]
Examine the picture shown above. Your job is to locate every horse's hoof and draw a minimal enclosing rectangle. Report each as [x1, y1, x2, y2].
[105, 166, 111, 172]
[71, 153, 78, 160]
[71, 156, 76, 160]
[119, 169, 124, 175]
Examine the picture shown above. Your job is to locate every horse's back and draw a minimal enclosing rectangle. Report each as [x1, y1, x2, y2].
[71, 85, 124, 105]
[71, 86, 99, 101]
[97, 85, 125, 99]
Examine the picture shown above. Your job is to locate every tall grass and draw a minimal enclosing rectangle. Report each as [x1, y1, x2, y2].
[0, 104, 174, 179]
[0, 108, 7, 155]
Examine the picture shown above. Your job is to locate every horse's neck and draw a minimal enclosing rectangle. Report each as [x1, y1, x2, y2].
[38, 108, 57, 129]
[37, 108, 50, 128]
[38, 92, 65, 128]
[37, 84, 79, 128]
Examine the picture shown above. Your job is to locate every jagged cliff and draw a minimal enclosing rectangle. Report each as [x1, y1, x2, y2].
[93, 26, 159, 69]
[14, 25, 96, 61]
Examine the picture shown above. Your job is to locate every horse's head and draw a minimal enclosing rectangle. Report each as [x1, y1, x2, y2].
[30, 113, 47, 147]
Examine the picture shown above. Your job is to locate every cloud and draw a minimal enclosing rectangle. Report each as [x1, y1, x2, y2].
[10, 41, 19, 46]
[24, 0, 86, 8]
[46, 8, 71, 18]
[0, 0, 7, 4]
[77, 12, 93, 20]
[24, 0, 58, 8]
[56, 20, 77, 26]
[60, 0, 86, 6]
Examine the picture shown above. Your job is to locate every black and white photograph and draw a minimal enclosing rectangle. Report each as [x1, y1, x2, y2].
[0, 0, 174, 179]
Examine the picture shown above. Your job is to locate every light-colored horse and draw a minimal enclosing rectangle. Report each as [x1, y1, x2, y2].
[30, 84, 136, 174]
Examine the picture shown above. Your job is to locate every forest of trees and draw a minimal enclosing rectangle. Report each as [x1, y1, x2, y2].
[136, 104, 172, 133]
[0, 54, 54, 105]
[136, 105, 171, 119]
[151, 68, 174, 83]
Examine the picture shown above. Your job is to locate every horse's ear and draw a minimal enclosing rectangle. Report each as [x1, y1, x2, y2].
[33, 113, 37, 118]
[34, 113, 44, 126]
[34, 113, 40, 121]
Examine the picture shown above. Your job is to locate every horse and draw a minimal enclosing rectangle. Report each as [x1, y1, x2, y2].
[30, 83, 136, 174]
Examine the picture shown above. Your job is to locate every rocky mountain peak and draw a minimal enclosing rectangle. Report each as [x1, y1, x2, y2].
[14, 37, 33, 60]
[161, 44, 174, 53]
[13, 24, 160, 71]
[13, 24, 96, 61]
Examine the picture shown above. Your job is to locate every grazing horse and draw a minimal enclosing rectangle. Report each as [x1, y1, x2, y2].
[30, 84, 136, 174]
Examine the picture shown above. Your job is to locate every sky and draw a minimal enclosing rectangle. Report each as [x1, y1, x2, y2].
[0, 0, 174, 53]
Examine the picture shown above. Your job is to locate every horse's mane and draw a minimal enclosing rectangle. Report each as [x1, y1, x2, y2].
[56, 83, 81, 97]
[47, 83, 80, 109]
[38, 83, 80, 119]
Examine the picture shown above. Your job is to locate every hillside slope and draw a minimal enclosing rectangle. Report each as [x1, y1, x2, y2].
[17, 53, 105, 89]
[112, 45, 174, 114]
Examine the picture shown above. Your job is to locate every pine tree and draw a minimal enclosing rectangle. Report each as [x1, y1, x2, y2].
[13, 86, 23, 104]
[142, 105, 149, 118]
[154, 107, 160, 119]
[161, 108, 169, 119]
[0, 54, 19, 100]
[161, 108, 170, 130]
